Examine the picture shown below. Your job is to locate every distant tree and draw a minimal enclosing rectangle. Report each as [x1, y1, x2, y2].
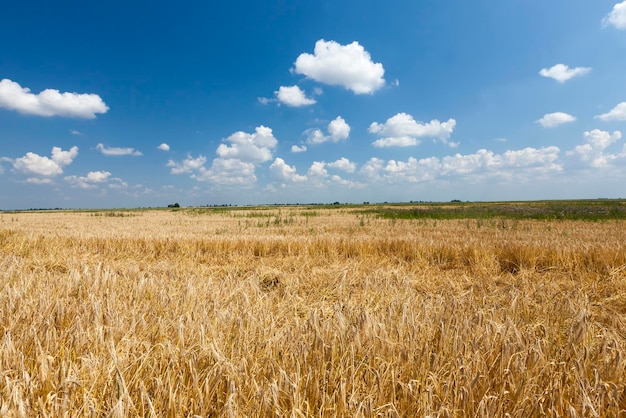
[168, 203, 180, 208]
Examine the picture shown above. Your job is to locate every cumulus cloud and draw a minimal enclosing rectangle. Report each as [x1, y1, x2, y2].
[539, 64, 591, 83]
[64, 171, 112, 189]
[291, 145, 307, 153]
[167, 153, 257, 185]
[603, 1, 626, 29]
[327, 157, 356, 173]
[567, 129, 623, 168]
[536, 112, 576, 128]
[195, 158, 257, 185]
[167, 126, 280, 187]
[216, 126, 278, 163]
[97, 143, 143, 156]
[157, 143, 170, 151]
[269, 158, 307, 182]
[0, 79, 109, 118]
[369, 113, 457, 147]
[13, 146, 78, 178]
[359, 146, 562, 184]
[596, 102, 626, 121]
[167, 155, 208, 174]
[293, 40, 386, 94]
[307, 161, 329, 178]
[583, 129, 622, 149]
[275, 85, 316, 107]
[306, 116, 350, 144]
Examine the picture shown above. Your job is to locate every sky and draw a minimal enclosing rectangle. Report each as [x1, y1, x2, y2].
[1, 1, 626, 209]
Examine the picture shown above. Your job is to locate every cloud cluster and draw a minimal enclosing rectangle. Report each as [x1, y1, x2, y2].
[293, 40, 386, 94]
[157, 143, 171, 151]
[269, 158, 307, 183]
[12, 146, 79, 179]
[65, 171, 112, 189]
[306, 116, 351, 144]
[167, 155, 207, 175]
[369, 113, 457, 147]
[0, 79, 109, 118]
[360, 146, 562, 185]
[539, 64, 591, 83]
[567, 129, 623, 168]
[603, 1, 626, 29]
[168, 126, 278, 186]
[216, 126, 278, 163]
[268, 157, 360, 189]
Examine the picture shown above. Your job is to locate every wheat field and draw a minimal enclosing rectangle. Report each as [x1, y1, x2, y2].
[1, 207, 625, 417]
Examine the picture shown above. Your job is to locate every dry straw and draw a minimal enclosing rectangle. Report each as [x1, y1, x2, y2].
[0, 208, 625, 416]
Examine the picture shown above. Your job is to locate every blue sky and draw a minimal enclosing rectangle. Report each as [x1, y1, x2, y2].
[1, 1, 626, 209]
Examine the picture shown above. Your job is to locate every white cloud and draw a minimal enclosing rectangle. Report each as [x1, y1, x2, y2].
[536, 112, 576, 128]
[293, 40, 386, 94]
[167, 153, 257, 186]
[539, 64, 591, 83]
[269, 158, 307, 182]
[596, 102, 626, 121]
[26, 177, 54, 185]
[167, 126, 280, 187]
[275, 85, 316, 107]
[13, 146, 78, 177]
[14, 153, 63, 176]
[65, 171, 112, 189]
[307, 161, 328, 178]
[371, 136, 420, 148]
[566, 130, 623, 168]
[369, 113, 457, 147]
[0, 79, 109, 118]
[216, 126, 278, 163]
[306, 116, 351, 144]
[501, 146, 561, 168]
[70, 130, 82, 136]
[196, 158, 257, 186]
[359, 146, 562, 184]
[291, 145, 307, 153]
[107, 178, 128, 190]
[327, 157, 356, 173]
[158, 143, 170, 151]
[167, 155, 207, 174]
[583, 129, 622, 149]
[603, 1, 626, 29]
[85, 170, 111, 182]
[328, 116, 351, 140]
[97, 143, 143, 156]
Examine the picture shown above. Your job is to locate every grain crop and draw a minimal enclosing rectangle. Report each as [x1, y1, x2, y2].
[1, 206, 625, 416]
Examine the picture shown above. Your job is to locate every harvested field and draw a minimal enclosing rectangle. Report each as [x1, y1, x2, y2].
[1, 206, 625, 416]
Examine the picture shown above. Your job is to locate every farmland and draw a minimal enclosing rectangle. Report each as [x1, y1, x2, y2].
[1, 202, 626, 416]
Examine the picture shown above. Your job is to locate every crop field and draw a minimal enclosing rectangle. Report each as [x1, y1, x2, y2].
[1, 202, 626, 417]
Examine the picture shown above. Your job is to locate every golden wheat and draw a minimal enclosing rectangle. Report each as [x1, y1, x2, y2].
[0, 208, 625, 416]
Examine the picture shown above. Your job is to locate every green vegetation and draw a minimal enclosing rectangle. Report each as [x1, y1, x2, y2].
[355, 199, 626, 221]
